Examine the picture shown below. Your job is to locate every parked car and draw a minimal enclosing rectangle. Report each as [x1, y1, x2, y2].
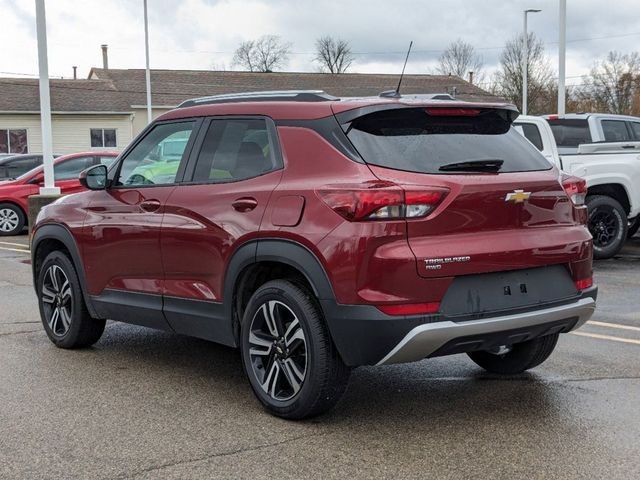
[0, 154, 62, 181]
[0, 152, 118, 235]
[514, 115, 640, 257]
[31, 91, 597, 419]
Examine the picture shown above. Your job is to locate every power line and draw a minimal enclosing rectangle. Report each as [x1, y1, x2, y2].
[0, 71, 39, 77]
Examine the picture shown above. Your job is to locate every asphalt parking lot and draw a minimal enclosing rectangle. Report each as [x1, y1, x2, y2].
[1, 234, 639, 479]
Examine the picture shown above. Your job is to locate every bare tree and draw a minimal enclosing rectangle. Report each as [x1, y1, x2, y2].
[232, 35, 291, 72]
[578, 51, 640, 114]
[493, 32, 556, 114]
[436, 39, 484, 83]
[314, 36, 354, 74]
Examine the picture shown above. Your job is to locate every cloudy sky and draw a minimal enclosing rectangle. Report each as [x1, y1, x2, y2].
[2, 0, 640, 88]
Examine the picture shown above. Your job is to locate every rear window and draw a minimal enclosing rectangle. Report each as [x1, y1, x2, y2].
[344, 108, 551, 174]
[547, 119, 592, 147]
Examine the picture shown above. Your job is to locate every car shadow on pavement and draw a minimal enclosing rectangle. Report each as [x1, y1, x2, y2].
[79, 321, 567, 429]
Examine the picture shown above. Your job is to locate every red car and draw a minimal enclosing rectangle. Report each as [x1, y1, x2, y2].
[31, 91, 597, 419]
[0, 152, 118, 235]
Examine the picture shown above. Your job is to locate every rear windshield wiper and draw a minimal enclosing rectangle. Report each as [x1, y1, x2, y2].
[438, 159, 504, 172]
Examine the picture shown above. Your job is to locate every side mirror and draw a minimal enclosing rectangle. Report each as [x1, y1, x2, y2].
[79, 164, 108, 190]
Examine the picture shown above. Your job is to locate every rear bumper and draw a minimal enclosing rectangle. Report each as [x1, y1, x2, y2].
[322, 286, 597, 366]
[376, 295, 595, 365]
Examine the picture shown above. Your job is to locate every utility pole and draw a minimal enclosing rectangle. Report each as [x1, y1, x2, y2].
[35, 0, 59, 196]
[558, 0, 567, 115]
[522, 8, 542, 115]
[143, 0, 152, 124]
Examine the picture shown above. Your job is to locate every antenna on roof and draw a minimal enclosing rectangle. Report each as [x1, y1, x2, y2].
[380, 41, 413, 98]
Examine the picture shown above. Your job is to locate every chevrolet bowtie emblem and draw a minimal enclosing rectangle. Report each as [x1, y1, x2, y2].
[505, 189, 531, 203]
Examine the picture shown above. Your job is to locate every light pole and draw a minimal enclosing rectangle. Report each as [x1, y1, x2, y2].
[143, 0, 152, 124]
[35, 0, 59, 196]
[558, 0, 567, 115]
[522, 8, 541, 115]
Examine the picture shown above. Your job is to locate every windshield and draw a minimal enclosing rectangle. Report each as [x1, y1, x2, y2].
[16, 164, 43, 181]
[344, 108, 551, 174]
[15, 155, 117, 182]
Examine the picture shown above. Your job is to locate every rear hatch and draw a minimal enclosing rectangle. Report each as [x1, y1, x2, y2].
[336, 105, 588, 280]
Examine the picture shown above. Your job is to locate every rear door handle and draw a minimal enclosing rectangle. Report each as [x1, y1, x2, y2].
[232, 197, 258, 212]
[140, 199, 161, 212]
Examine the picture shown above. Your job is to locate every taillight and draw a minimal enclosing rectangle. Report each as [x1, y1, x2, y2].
[376, 302, 440, 316]
[562, 175, 587, 206]
[317, 181, 448, 221]
[575, 277, 593, 290]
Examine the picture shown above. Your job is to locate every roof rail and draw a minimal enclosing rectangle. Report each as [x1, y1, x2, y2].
[178, 90, 339, 108]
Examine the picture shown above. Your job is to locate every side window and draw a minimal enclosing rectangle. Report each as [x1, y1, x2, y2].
[54, 156, 94, 181]
[628, 122, 640, 140]
[7, 158, 40, 178]
[601, 120, 631, 142]
[116, 121, 195, 187]
[514, 123, 544, 151]
[191, 118, 280, 183]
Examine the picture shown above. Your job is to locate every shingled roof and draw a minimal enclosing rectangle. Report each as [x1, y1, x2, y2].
[0, 78, 131, 112]
[0, 68, 502, 113]
[89, 68, 501, 106]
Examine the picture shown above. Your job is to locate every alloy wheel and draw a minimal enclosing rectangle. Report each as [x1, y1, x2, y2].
[248, 300, 308, 401]
[0, 208, 19, 233]
[41, 265, 73, 337]
[589, 207, 619, 248]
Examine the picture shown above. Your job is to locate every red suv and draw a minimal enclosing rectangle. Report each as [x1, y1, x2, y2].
[31, 91, 597, 419]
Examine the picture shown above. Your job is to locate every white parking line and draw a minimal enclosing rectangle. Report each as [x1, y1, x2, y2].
[587, 320, 640, 332]
[0, 241, 29, 248]
[0, 246, 30, 254]
[571, 331, 640, 346]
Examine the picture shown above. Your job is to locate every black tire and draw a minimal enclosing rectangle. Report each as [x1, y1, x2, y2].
[628, 217, 640, 239]
[586, 195, 628, 260]
[0, 202, 25, 236]
[467, 333, 559, 374]
[240, 279, 350, 419]
[37, 251, 106, 348]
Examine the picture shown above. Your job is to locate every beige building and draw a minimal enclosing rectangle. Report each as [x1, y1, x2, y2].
[0, 68, 499, 155]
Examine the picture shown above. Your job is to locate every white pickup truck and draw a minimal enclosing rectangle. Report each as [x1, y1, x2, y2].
[513, 114, 640, 259]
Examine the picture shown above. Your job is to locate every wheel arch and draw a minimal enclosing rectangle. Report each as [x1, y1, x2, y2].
[223, 239, 336, 344]
[0, 199, 27, 217]
[587, 183, 631, 215]
[31, 223, 99, 318]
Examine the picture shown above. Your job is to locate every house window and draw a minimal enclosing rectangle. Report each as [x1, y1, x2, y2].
[90, 128, 117, 148]
[0, 129, 28, 154]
